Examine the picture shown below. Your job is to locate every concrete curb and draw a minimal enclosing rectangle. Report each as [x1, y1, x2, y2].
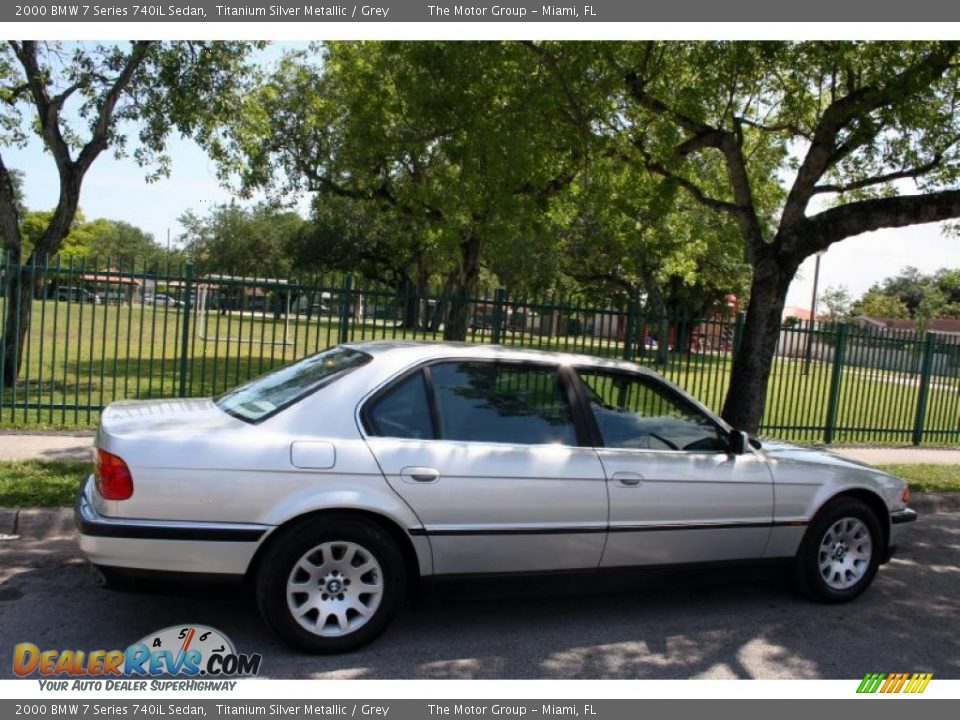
[908, 492, 960, 514]
[0, 507, 73, 541]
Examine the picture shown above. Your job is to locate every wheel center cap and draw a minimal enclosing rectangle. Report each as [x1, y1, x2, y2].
[833, 543, 847, 560]
[327, 579, 343, 593]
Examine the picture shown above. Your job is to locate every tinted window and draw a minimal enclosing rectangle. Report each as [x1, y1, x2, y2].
[578, 371, 726, 452]
[430, 362, 577, 445]
[367, 371, 434, 439]
[215, 346, 370, 423]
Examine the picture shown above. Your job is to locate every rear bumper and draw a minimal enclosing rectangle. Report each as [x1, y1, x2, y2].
[74, 475, 270, 576]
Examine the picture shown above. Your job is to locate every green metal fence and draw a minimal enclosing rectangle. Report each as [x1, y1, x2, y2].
[1, 255, 958, 445]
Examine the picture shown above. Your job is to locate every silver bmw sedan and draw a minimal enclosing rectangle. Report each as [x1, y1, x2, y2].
[75, 341, 916, 653]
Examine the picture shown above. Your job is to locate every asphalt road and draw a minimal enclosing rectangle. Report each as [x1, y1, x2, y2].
[1, 509, 958, 680]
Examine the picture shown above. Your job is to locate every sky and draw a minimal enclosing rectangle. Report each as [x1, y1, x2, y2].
[3, 42, 958, 308]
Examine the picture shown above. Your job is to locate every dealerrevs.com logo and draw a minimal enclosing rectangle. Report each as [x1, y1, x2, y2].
[857, 672, 933, 694]
[13, 625, 262, 691]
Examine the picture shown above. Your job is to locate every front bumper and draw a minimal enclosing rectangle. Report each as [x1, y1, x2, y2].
[884, 507, 918, 563]
[74, 475, 271, 576]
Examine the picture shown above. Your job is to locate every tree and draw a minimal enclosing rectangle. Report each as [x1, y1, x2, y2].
[0, 40, 258, 387]
[852, 266, 960, 319]
[556, 155, 751, 318]
[818, 285, 853, 321]
[852, 290, 910, 319]
[602, 41, 960, 432]
[290, 193, 446, 328]
[217, 42, 607, 340]
[180, 203, 306, 277]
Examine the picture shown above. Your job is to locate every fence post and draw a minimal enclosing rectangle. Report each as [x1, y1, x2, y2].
[912, 332, 937, 446]
[491, 287, 507, 345]
[824, 322, 848, 444]
[623, 298, 638, 362]
[178, 262, 194, 398]
[338, 274, 353, 345]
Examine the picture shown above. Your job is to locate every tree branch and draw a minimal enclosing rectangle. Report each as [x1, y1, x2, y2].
[803, 188, 960, 254]
[622, 68, 767, 254]
[11, 41, 73, 176]
[75, 41, 154, 174]
[735, 115, 811, 140]
[0, 153, 23, 256]
[644, 157, 744, 216]
[519, 41, 588, 134]
[782, 42, 959, 226]
[314, 174, 445, 223]
[812, 151, 948, 194]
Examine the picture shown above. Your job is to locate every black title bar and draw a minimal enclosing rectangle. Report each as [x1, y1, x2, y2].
[5, 0, 960, 23]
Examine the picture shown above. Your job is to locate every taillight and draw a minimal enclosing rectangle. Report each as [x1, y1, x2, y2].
[95, 449, 134, 500]
[902, 486, 911, 505]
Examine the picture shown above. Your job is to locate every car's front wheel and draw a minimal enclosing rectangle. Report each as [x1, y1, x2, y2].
[256, 516, 406, 653]
[795, 497, 882, 603]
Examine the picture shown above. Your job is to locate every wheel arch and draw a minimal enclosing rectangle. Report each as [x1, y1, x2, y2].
[244, 508, 423, 593]
[808, 488, 891, 552]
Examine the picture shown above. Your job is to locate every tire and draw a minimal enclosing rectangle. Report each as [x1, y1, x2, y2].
[795, 497, 882, 603]
[256, 516, 406, 653]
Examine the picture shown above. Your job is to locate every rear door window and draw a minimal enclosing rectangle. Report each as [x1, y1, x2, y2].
[429, 361, 577, 446]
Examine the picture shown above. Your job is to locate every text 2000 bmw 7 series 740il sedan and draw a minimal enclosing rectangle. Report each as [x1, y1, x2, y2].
[75, 341, 917, 653]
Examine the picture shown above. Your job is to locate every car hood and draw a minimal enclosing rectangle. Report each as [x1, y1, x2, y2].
[760, 439, 895, 475]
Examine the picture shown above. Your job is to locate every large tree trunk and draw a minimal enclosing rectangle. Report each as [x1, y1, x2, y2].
[399, 271, 427, 330]
[720, 255, 797, 434]
[442, 232, 482, 342]
[1, 264, 33, 389]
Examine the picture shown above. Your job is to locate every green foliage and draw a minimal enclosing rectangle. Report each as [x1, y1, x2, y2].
[0, 41, 261, 258]
[215, 42, 615, 336]
[179, 203, 307, 278]
[818, 285, 853, 321]
[854, 266, 960, 320]
[853, 290, 910, 319]
[215, 41, 749, 326]
[15, 209, 172, 267]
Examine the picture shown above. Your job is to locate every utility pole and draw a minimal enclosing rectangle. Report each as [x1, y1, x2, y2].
[803, 251, 825, 375]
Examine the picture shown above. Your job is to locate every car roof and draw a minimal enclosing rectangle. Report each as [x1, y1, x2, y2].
[342, 339, 655, 374]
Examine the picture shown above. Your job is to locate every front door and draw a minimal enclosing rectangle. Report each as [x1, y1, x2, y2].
[573, 369, 774, 568]
[362, 360, 608, 575]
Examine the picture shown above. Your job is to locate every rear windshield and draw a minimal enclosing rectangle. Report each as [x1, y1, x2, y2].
[216, 346, 371, 423]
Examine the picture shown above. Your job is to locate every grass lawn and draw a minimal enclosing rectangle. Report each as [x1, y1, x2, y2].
[0, 459, 957, 508]
[0, 299, 958, 446]
[877, 464, 960, 494]
[0, 459, 88, 507]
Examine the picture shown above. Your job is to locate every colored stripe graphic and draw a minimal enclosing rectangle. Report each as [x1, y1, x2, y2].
[857, 673, 886, 693]
[857, 672, 932, 694]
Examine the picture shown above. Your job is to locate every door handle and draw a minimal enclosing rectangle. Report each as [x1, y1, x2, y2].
[611, 471, 644, 487]
[400, 466, 440, 484]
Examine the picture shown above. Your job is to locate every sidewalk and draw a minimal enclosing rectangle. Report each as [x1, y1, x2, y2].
[0, 432, 94, 462]
[0, 430, 957, 464]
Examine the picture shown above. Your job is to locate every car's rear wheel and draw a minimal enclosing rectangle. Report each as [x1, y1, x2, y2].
[795, 497, 882, 603]
[256, 516, 405, 653]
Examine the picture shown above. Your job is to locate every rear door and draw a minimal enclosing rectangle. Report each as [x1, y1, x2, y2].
[362, 360, 608, 575]
[574, 369, 774, 567]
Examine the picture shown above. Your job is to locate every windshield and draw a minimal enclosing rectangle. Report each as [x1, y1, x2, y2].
[215, 346, 371, 423]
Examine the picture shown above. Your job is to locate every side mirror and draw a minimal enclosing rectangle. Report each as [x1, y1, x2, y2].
[728, 429, 750, 455]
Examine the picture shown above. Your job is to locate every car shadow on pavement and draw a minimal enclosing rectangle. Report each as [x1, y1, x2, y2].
[1, 513, 958, 680]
